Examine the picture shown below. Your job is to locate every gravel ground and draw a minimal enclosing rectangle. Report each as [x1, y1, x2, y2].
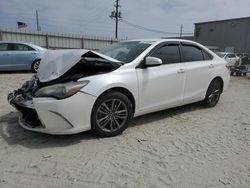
[0, 73, 249, 188]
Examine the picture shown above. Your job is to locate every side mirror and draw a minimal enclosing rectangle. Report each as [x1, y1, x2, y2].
[145, 56, 162, 67]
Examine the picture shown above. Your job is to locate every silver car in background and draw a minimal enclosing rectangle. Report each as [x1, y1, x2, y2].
[0, 41, 46, 72]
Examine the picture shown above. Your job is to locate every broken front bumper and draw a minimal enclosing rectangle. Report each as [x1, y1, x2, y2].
[8, 91, 44, 129]
[8, 90, 96, 135]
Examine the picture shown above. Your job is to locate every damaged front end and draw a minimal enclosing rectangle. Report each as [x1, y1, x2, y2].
[8, 49, 122, 132]
[8, 75, 44, 129]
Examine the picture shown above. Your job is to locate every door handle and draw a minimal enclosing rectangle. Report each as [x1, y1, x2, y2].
[209, 64, 214, 68]
[177, 68, 185, 73]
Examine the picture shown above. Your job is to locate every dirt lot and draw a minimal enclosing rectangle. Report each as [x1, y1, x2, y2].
[0, 73, 249, 188]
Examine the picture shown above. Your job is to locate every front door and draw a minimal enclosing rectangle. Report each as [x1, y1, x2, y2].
[136, 43, 185, 114]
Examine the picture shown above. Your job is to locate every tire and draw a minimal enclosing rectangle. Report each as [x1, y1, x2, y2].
[31, 60, 41, 73]
[91, 91, 133, 137]
[203, 79, 222, 108]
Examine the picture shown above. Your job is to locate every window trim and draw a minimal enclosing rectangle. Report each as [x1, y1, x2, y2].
[180, 42, 213, 62]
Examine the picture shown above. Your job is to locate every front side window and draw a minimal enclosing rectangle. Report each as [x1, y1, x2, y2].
[151, 45, 181, 64]
[0, 43, 8, 51]
[182, 45, 203, 62]
[9, 44, 34, 51]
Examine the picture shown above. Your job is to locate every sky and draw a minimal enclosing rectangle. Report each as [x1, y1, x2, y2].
[1, 0, 250, 39]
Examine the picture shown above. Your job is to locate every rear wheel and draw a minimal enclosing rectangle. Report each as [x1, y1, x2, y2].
[31, 60, 41, 73]
[203, 79, 222, 107]
[91, 92, 133, 137]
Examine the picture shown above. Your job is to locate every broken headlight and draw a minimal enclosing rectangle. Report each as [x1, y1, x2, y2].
[35, 81, 89, 99]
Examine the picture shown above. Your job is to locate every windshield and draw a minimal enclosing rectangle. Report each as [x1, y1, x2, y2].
[99, 41, 153, 63]
[216, 52, 226, 58]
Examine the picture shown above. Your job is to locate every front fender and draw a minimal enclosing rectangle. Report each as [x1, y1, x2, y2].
[79, 69, 139, 109]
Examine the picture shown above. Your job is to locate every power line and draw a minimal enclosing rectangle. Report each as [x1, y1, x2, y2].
[121, 19, 193, 36]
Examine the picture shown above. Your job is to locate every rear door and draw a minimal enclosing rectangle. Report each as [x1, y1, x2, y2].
[136, 42, 186, 113]
[0, 43, 12, 70]
[8, 43, 37, 70]
[181, 43, 215, 103]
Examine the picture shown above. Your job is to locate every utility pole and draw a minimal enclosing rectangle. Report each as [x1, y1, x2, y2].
[36, 10, 41, 31]
[110, 0, 122, 39]
[180, 24, 183, 38]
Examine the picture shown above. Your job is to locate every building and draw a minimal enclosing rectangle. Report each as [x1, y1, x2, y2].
[194, 17, 250, 54]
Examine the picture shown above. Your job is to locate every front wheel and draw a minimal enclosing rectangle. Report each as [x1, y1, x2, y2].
[91, 92, 133, 137]
[31, 60, 41, 73]
[203, 79, 222, 107]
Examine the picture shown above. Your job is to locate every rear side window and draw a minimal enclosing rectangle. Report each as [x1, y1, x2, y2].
[151, 45, 181, 64]
[203, 50, 213, 60]
[0, 43, 8, 51]
[9, 44, 35, 51]
[182, 45, 203, 62]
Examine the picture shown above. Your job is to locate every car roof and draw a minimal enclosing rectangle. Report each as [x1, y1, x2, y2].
[126, 38, 195, 43]
[124, 39, 205, 47]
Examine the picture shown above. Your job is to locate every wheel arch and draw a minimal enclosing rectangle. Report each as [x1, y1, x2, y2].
[32, 58, 41, 64]
[212, 76, 224, 92]
[96, 87, 136, 115]
[31, 59, 41, 72]
[31, 58, 41, 68]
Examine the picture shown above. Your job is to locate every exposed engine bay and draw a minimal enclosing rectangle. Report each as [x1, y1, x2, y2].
[9, 50, 122, 98]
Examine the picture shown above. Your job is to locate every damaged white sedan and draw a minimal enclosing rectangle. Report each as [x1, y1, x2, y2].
[8, 39, 230, 137]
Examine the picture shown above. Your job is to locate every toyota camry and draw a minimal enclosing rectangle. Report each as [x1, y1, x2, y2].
[8, 39, 230, 137]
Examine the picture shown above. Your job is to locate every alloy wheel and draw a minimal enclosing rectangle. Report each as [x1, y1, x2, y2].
[96, 99, 128, 132]
[208, 81, 221, 105]
[33, 61, 40, 72]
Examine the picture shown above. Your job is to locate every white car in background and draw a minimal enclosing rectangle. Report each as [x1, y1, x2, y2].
[8, 39, 230, 137]
[216, 52, 240, 66]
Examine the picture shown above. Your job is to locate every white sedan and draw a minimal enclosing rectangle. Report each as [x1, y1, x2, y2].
[216, 52, 240, 66]
[8, 39, 230, 137]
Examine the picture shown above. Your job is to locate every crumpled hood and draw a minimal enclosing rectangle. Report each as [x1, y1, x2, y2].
[37, 49, 120, 83]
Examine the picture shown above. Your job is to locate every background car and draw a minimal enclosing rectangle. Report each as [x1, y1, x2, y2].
[0, 41, 46, 72]
[216, 52, 240, 66]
